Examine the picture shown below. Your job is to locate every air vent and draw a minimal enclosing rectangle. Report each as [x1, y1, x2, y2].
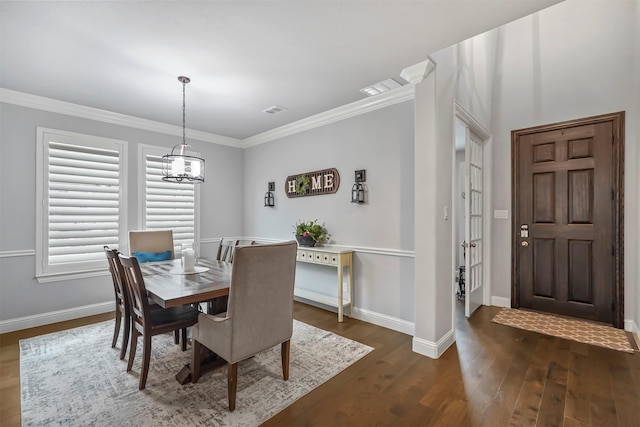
[263, 105, 288, 115]
[359, 78, 403, 97]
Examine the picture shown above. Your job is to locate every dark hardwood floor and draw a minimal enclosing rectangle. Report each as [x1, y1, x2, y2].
[1, 301, 638, 426]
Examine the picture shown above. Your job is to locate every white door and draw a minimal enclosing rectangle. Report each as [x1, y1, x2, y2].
[465, 128, 484, 317]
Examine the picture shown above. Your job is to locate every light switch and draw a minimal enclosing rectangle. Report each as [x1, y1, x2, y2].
[494, 210, 509, 219]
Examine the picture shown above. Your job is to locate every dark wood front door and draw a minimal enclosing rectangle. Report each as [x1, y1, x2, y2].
[512, 112, 624, 327]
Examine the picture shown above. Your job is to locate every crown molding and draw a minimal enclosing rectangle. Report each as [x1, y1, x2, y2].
[400, 58, 436, 84]
[1, 85, 416, 150]
[0, 88, 240, 147]
[240, 84, 416, 148]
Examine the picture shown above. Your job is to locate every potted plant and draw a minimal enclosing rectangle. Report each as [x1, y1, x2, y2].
[293, 219, 330, 247]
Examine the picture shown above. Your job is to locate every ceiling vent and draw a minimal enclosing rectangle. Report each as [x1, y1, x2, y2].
[263, 105, 288, 115]
[359, 78, 403, 97]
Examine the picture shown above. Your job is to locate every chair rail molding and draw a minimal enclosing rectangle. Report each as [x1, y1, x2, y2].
[0, 249, 36, 258]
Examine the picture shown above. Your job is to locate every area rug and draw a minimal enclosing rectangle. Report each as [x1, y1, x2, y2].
[492, 308, 636, 353]
[20, 320, 373, 426]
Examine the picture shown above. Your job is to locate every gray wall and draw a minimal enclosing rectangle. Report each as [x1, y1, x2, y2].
[243, 101, 416, 326]
[0, 103, 244, 323]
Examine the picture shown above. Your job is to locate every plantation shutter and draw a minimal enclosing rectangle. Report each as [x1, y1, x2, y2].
[144, 153, 195, 249]
[47, 141, 121, 264]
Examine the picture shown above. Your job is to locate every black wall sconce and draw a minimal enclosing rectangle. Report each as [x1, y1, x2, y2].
[351, 169, 366, 204]
[264, 181, 275, 207]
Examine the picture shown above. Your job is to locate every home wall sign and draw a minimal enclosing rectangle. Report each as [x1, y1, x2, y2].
[285, 168, 340, 198]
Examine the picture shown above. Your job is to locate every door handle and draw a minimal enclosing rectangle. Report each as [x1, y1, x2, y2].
[470, 243, 477, 248]
[521, 241, 529, 247]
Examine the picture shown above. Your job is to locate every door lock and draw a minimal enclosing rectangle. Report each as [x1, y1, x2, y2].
[520, 224, 529, 238]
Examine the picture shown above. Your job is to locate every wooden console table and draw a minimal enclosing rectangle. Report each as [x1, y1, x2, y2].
[295, 246, 353, 322]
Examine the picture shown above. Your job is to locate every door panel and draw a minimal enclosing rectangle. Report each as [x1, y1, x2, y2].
[465, 129, 483, 317]
[512, 112, 624, 327]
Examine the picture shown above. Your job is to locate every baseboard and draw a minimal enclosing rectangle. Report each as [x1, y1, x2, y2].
[491, 296, 511, 308]
[624, 319, 639, 334]
[412, 328, 455, 359]
[351, 307, 415, 336]
[0, 302, 114, 334]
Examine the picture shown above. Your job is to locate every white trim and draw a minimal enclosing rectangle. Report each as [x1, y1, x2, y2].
[241, 85, 415, 147]
[0, 302, 113, 334]
[491, 296, 511, 308]
[0, 250, 36, 258]
[36, 269, 110, 284]
[400, 59, 436, 84]
[624, 319, 639, 334]
[200, 237, 415, 258]
[351, 307, 415, 335]
[412, 328, 455, 359]
[0, 88, 239, 147]
[2, 87, 414, 149]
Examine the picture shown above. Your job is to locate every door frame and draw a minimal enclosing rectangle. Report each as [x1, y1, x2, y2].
[511, 111, 625, 328]
[453, 102, 492, 316]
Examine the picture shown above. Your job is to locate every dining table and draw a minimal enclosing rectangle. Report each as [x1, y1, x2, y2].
[139, 257, 232, 384]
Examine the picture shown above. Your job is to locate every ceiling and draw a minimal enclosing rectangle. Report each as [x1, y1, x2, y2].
[0, 1, 561, 142]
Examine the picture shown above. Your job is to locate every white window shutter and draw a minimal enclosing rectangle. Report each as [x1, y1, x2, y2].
[144, 153, 195, 250]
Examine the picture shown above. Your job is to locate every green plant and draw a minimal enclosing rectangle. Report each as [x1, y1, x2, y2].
[293, 219, 330, 243]
[295, 175, 311, 195]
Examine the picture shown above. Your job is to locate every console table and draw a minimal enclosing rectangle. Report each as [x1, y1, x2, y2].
[295, 246, 353, 322]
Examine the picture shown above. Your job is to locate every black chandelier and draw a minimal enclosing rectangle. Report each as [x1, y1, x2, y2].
[162, 76, 205, 183]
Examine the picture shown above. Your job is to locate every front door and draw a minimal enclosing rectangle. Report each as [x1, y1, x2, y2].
[512, 112, 624, 327]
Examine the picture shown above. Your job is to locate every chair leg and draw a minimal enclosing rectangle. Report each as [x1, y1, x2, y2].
[119, 310, 130, 360]
[191, 339, 201, 383]
[174, 329, 179, 345]
[281, 340, 290, 381]
[112, 306, 121, 348]
[228, 362, 238, 412]
[181, 328, 188, 351]
[127, 329, 138, 372]
[139, 334, 152, 390]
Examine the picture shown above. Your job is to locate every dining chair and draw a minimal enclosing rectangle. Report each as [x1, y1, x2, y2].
[216, 238, 239, 263]
[191, 240, 298, 411]
[128, 229, 175, 260]
[119, 254, 200, 390]
[104, 246, 131, 360]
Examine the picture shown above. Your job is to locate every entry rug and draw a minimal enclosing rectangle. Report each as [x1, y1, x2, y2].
[20, 320, 373, 426]
[492, 308, 636, 353]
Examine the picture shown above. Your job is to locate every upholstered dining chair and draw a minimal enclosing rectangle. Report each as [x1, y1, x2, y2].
[119, 254, 200, 390]
[128, 229, 175, 261]
[191, 240, 298, 411]
[104, 246, 130, 360]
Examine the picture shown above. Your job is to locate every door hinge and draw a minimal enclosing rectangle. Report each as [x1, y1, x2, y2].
[611, 190, 614, 201]
[612, 245, 615, 255]
[612, 302, 615, 312]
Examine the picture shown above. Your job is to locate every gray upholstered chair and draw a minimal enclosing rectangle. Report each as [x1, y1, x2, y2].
[128, 229, 175, 260]
[191, 240, 298, 411]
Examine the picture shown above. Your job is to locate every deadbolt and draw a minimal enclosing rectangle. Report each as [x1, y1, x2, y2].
[521, 241, 529, 247]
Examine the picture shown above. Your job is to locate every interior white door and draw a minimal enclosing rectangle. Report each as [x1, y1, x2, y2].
[465, 128, 484, 317]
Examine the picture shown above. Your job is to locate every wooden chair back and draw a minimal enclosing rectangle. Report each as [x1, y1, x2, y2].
[216, 239, 239, 263]
[119, 254, 153, 328]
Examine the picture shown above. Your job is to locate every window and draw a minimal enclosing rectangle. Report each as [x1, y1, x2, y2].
[139, 145, 198, 253]
[36, 128, 127, 282]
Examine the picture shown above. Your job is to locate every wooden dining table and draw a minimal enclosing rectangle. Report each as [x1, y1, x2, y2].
[139, 258, 232, 308]
[139, 257, 232, 384]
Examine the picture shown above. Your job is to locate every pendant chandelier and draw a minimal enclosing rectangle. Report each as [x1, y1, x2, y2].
[162, 76, 205, 183]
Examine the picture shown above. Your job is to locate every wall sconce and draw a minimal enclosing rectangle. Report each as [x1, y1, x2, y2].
[264, 181, 275, 207]
[351, 169, 366, 204]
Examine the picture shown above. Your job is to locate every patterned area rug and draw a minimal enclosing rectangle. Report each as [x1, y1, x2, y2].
[492, 308, 636, 353]
[20, 320, 373, 426]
